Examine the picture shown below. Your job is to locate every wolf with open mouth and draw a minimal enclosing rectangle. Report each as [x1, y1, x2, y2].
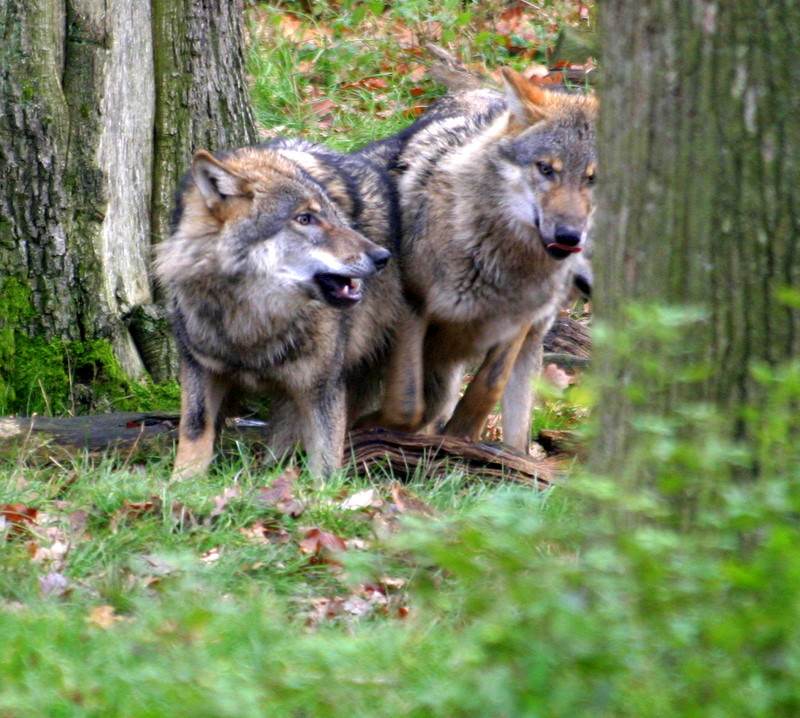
[155, 139, 403, 481]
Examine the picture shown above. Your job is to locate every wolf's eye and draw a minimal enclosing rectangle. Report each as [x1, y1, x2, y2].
[586, 173, 596, 185]
[295, 212, 314, 225]
[536, 162, 554, 177]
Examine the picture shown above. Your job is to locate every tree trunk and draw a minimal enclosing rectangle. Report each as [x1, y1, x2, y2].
[592, 1, 800, 479]
[0, 0, 256, 414]
[150, 0, 258, 276]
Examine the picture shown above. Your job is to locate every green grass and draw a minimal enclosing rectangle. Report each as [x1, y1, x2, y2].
[0, 446, 550, 715]
[247, 0, 592, 150]
[5, 437, 800, 716]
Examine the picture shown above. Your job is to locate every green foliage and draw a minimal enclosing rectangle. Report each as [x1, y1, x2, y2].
[0, 276, 179, 415]
[394, 472, 800, 716]
[0, 276, 34, 410]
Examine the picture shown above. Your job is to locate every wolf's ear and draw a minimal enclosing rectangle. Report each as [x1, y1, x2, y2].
[192, 150, 248, 209]
[501, 68, 550, 128]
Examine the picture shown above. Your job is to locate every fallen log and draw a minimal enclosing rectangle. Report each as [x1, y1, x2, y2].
[536, 429, 586, 460]
[543, 314, 591, 361]
[0, 412, 179, 461]
[0, 413, 562, 486]
[347, 427, 560, 488]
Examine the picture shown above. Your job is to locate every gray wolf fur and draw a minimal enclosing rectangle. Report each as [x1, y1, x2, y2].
[155, 138, 403, 480]
[361, 68, 598, 452]
[422, 45, 595, 301]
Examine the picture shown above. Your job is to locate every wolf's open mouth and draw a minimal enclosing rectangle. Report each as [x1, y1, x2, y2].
[545, 242, 583, 260]
[315, 274, 364, 307]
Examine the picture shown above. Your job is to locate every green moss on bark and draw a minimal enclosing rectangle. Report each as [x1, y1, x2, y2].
[0, 277, 179, 415]
[0, 277, 35, 410]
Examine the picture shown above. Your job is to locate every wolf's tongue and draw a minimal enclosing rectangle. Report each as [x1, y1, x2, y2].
[546, 243, 582, 254]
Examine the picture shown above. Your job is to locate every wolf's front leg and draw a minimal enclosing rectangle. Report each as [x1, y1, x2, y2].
[299, 379, 348, 485]
[444, 326, 529, 441]
[501, 322, 548, 452]
[173, 361, 231, 479]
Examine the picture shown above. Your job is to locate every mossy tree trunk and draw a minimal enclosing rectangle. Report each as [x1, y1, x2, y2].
[592, 1, 800, 481]
[0, 0, 256, 415]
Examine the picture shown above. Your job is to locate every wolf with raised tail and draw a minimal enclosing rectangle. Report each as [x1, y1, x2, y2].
[362, 68, 597, 452]
[155, 138, 403, 481]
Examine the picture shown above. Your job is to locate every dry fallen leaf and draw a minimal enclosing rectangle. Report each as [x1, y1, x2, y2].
[391, 483, 438, 517]
[379, 576, 406, 591]
[529, 442, 548, 460]
[301, 579, 409, 628]
[304, 596, 345, 627]
[489, 6, 541, 54]
[109, 498, 162, 533]
[345, 538, 372, 551]
[255, 468, 306, 518]
[524, 64, 551, 80]
[200, 547, 221, 563]
[29, 539, 71, 568]
[541, 363, 573, 393]
[342, 593, 384, 618]
[483, 412, 503, 442]
[208, 486, 241, 523]
[240, 520, 292, 546]
[362, 77, 388, 91]
[40, 571, 70, 598]
[299, 527, 347, 565]
[87, 604, 125, 629]
[0, 503, 38, 537]
[339, 488, 383, 511]
[311, 98, 336, 118]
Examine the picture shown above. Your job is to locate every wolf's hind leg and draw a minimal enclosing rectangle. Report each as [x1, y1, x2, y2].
[369, 313, 428, 432]
[418, 360, 466, 434]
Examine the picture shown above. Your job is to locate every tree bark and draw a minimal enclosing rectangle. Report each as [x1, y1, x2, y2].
[150, 0, 258, 268]
[592, 1, 800, 478]
[0, 0, 257, 413]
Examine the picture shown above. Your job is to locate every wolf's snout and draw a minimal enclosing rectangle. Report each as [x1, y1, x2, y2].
[312, 245, 390, 308]
[544, 224, 584, 260]
[554, 226, 582, 248]
[368, 247, 391, 272]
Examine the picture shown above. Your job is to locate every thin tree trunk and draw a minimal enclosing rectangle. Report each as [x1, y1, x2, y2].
[0, 0, 257, 414]
[592, 1, 800, 478]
